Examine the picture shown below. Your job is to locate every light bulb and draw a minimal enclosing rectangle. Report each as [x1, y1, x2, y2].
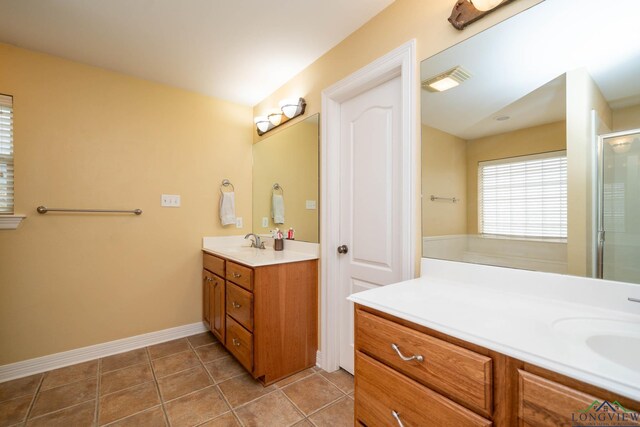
[254, 116, 270, 133]
[279, 98, 302, 118]
[268, 112, 283, 126]
[470, 0, 503, 12]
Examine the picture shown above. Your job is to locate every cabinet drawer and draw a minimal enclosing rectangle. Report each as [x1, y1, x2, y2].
[355, 351, 492, 427]
[226, 282, 254, 331]
[226, 261, 253, 291]
[203, 253, 225, 277]
[226, 316, 253, 372]
[356, 309, 492, 414]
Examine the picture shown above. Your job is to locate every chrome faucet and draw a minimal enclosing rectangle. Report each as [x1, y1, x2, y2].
[244, 233, 265, 249]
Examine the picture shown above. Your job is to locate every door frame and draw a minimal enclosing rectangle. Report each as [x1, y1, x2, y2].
[319, 40, 417, 372]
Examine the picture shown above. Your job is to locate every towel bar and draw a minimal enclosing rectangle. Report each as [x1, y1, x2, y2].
[37, 206, 142, 215]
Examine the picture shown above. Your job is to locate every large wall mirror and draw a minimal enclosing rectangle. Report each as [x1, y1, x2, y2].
[421, 0, 640, 284]
[252, 114, 319, 243]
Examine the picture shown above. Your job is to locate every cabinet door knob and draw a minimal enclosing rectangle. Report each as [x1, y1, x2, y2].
[232, 338, 241, 347]
[232, 301, 241, 309]
[392, 410, 405, 427]
[391, 343, 424, 363]
[232, 272, 242, 278]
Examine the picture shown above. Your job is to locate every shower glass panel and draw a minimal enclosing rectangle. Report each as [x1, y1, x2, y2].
[598, 129, 640, 284]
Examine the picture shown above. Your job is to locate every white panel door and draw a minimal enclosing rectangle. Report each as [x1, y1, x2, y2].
[338, 75, 403, 373]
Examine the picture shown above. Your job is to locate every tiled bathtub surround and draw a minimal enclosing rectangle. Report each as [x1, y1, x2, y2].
[0, 332, 353, 427]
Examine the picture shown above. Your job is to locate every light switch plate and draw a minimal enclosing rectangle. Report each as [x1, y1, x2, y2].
[236, 217, 243, 228]
[306, 200, 317, 209]
[161, 194, 181, 207]
[262, 217, 269, 227]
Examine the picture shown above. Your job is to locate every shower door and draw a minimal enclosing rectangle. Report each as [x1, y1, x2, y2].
[597, 129, 640, 284]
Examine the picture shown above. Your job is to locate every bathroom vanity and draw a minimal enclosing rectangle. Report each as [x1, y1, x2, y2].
[202, 237, 319, 385]
[350, 259, 640, 426]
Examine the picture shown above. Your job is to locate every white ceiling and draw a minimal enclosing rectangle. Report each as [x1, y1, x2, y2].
[421, 0, 640, 140]
[0, 0, 394, 106]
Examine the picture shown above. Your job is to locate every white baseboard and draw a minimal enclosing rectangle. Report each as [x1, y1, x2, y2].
[315, 350, 323, 369]
[0, 322, 208, 383]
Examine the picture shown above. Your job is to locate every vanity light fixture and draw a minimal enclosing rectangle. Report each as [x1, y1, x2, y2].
[421, 66, 471, 93]
[448, 0, 516, 30]
[608, 136, 636, 154]
[254, 97, 306, 136]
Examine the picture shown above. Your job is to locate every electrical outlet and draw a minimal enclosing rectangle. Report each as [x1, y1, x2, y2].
[262, 217, 268, 227]
[236, 217, 243, 228]
[306, 200, 317, 210]
[161, 194, 181, 207]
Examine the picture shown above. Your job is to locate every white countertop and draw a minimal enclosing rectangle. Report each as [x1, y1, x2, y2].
[202, 235, 319, 267]
[348, 258, 640, 401]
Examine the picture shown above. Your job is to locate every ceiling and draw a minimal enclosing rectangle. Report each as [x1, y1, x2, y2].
[0, 0, 394, 106]
[421, 0, 640, 140]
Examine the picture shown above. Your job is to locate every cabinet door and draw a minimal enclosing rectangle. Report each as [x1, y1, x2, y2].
[202, 271, 211, 327]
[210, 274, 226, 343]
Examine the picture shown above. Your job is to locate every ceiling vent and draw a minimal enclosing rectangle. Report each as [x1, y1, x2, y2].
[421, 66, 472, 92]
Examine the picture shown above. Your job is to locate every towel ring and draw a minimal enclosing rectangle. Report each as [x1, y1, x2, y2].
[220, 179, 235, 195]
[272, 183, 284, 196]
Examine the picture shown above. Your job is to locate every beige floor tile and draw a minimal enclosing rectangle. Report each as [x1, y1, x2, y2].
[307, 397, 354, 427]
[100, 363, 154, 395]
[103, 405, 166, 427]
[292, 420, 314, 426]
[235, 391, 303, 427]
[157, 366, 212, 402]
[319, 369, 354, 394]
[187, 332, 217, 348]
[40, 361, 98, 391]
[101, 349, 149, 373]
[26, 400, 95, 427]
[0, 374, 42, 403]
[30, 377, 97, 418]
[164, 386, 229, 427]
[151, 351, 200, 378]
[217, 375, 275, 408]
[195, 343, 229, 363]
[0, 395, 32, 426]
[197, 411, 240, 427]
[282, 375, 343, 416]
[148, 339, 190, 360]
[98, 381, 159, 425]
[204, 357, 246, 384]
[274, 369, 315, 388]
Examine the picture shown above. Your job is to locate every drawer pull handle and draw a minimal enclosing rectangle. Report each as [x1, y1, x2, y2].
[391, 343, 424, 363]
[232, 301, 241, 309]
[232, 338, 241, 347]
[232, 272, 242, 278]
[392, 410, 405, 427]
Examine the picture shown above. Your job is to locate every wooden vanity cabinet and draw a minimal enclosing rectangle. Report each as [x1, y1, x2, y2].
[202, 255, 226, 343]
[354, 304, 640, 427]
[203, 251, 318, 385]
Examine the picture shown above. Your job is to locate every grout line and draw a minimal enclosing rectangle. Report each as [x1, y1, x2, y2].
[101, 405, 163, 427]
[23, 373, 44, 421]
[94, 358, 102, 426]
[145, 347, 171, 427]
[99, 349, 149, 375]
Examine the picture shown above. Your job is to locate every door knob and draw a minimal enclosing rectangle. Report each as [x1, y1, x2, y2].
[337, 245, 348, 254]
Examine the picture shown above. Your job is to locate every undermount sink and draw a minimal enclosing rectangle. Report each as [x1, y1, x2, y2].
[553, 317, 640, 370]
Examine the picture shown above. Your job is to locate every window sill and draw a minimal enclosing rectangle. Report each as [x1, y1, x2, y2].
[0, 215, 26, 230]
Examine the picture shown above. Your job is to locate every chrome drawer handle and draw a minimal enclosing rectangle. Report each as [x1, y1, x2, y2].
[391, 343, 424, 363]
[232, 338, 241, 347]
[392, 410, 405, 427]
[232, 272, 242, 278]
[232, 301, 241, 309]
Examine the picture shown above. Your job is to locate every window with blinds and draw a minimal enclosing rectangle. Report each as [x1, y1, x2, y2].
[0, 94, 14, 214]
[478, 151, 567, 239]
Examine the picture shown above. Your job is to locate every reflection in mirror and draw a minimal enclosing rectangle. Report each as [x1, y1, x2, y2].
[420, 0, 640, 284]
[252, 114, 319, 243]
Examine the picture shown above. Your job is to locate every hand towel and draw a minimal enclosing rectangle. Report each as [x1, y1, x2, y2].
[272, 194, 285, 224]
[220, 192, 236, 226]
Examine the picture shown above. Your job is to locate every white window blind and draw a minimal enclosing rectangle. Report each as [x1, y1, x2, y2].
[478, 151, 567, 238]
[0, 94, 14, 214]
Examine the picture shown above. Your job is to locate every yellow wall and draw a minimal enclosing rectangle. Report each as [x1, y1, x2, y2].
[612, 104, 640, 132]
[0, 43, 253, 365]
[252, 115, 319, 242]
[421, 125, 467, 236]
[466, 121, 567, 233]
[566, 68, 612, 277]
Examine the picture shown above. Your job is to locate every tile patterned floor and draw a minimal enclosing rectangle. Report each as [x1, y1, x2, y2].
[0, 332, 354, 427]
